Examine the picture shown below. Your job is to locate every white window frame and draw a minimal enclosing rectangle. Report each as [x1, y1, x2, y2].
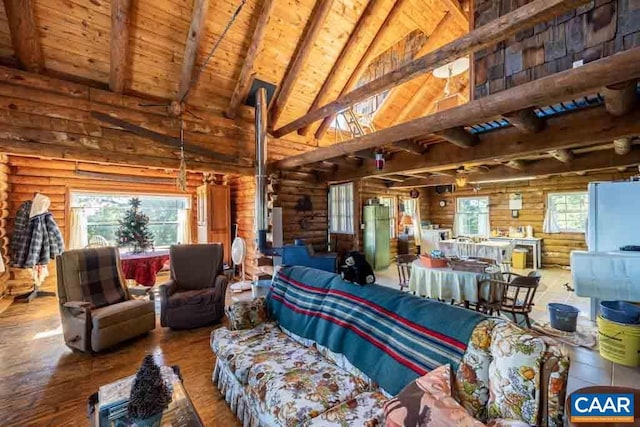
[328, 182, 355, 234]
[379, 196, 396, 238]
[547, 191, 588, 233]
[69, 191, 191, 249]
[456, 196, 490, 237]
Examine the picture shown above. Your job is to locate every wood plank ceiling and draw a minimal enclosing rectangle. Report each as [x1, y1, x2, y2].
[0, 0, 465, 142]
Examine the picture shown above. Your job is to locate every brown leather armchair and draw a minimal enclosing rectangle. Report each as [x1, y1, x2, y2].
[56, 247, 156, 352]
[159, 244, 228, 329]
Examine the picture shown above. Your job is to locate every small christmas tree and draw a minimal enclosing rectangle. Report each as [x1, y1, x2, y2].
[116, 198, 154, 253]
[128, 355, 171, 421]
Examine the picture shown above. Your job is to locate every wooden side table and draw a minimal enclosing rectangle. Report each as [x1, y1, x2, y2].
[565, 386, 640, 427]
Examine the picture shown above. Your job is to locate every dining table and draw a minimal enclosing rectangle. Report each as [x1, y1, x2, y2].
[438, 239, 513, 264]
[120, 249, 170, 286]
[408, 260, 502, 304]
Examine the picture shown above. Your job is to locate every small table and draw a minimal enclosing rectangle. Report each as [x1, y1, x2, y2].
[408, 260, 500, 304]
[88, 365, 203, 427]
[438, 240, 512, 264]
[120, 250, 170, 286]
[565, 386, 640, 426]
[488, 236, 543, 270]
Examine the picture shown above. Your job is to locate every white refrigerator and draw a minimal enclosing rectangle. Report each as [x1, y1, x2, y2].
[572, 181, 640, 319]
[587, 181, 640, 251]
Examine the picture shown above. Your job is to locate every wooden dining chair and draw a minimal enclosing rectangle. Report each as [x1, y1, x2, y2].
[476, 275, 540, 328]
[396, 254, 417, 291]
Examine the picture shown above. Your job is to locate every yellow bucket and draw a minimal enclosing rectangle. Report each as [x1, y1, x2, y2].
[597, 315, 640, 367]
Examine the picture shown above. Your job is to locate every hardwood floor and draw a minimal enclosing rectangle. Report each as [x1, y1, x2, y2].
[0, 297, 241, 427]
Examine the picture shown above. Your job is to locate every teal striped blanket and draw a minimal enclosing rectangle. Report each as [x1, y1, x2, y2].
[267, 266, 487, 395]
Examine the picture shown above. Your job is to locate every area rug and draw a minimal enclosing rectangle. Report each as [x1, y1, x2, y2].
[532, 317, 598, 349]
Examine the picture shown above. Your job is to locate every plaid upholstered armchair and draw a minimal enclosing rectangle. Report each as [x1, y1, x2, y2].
[56, 247, 156, 352]
[159, 244, 228, 329]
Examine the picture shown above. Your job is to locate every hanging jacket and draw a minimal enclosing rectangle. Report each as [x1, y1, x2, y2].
[11, 196, 65, 268]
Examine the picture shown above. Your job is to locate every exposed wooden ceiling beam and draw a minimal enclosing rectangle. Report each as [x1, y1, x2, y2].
[313, 0, 409, 140]
[272, 0, 590, 138]
[550, 148, 574, 163]
[436, 126, 478, 148]
[2, 0, 44, 73]
[225, 0, 276, 119]
[297, 0, 384, 136]
[271, 47, 640, 170]
[506, 160, 526, 170]
[438, 0, 469, 31]
[109, 0, 133, 93]
[390, 148, 640, 188]
[503, 108, 545, 133]
[177, 0, 210, 103]
[392, 140, 427, 154]
[328, 105, 640, 181]
[614, 137, 632, 155]
[268, 0, 335, 128]
[602, 80, 638, 117]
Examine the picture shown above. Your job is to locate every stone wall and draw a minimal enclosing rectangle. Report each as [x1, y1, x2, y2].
[473, 0, 640, 99]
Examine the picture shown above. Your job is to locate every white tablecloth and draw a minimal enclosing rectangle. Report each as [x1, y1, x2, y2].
[408, 260, 498, 303]
[438, 240, 512, 264]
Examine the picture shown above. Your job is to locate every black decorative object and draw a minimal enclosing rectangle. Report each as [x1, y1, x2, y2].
[409, 189, 420, 199]
[128, 355, 171, 425]
[295, 195, 314, 229]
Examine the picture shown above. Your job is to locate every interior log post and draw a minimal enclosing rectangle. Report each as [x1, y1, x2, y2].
[176, 0, 210, 104]
[314, 0, 409, 140]
[602, 80, 638, 117]
[109, 0, 133, 93]
[225, 0, 275, 119]
[504, 108, 545, 133]
[613, 138, 632, 155]
[274, 0, 591, 138]
[297, 0, 384, 136]
[550, 148, 574, 163]
[268, 0, 335, 128]
[2, 0, 44, 73]
[436, 126, 479, 148]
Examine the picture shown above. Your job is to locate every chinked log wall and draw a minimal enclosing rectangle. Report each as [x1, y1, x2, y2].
[424, 171, 633, 266]
[4, 156, 204, 295]
[231, 172, 328, 280]
[473, 0, 640, 99]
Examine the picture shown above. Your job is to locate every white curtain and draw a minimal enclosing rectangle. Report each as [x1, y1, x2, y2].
[177, 208, 192, 244]
[68, 207, 88, 249]
[543, 207, 561, 233]
[478, 213, 491, 237]
[412, 199, 422, 246]
[453, 213, 460, 237]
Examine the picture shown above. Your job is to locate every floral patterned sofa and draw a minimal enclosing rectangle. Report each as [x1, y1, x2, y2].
[211, 266, 569, 427]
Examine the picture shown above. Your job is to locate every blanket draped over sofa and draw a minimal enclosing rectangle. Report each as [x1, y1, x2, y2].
[270, 267, 487, 395]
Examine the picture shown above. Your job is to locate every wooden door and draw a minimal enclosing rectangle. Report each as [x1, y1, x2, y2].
[208, 185, 231, 265]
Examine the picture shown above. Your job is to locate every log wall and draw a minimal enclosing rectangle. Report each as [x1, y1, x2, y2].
[423, 171, 633, 266]
[0, 154, 8, 297]
[473, 0, 640, 99]
[5, 155, 205, 295]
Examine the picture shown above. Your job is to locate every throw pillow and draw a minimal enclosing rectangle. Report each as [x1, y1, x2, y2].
[487, 322, 545, 425]
[384, 364, 485, 427]
[225, 297, 267, 330]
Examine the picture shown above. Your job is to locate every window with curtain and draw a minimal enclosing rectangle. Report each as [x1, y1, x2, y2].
[379, 196, 396, 238]
[547, 192, 588, 232]
[456, 196, 490, 236]
[329, 183, 354, 234]
[70, 192, 191, 248]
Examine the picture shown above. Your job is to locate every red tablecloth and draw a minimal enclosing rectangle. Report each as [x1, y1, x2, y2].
[120, 250, 170, 286]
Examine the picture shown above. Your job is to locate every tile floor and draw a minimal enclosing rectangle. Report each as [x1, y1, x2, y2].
[373, 263, 640, 394]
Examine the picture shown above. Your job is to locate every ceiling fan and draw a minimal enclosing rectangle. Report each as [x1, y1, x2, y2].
[92, 0, 248, 189]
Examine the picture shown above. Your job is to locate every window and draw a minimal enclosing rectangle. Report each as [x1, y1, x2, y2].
[456, 196, 490, 236]
[329, 183, 354, 234]
[547, 192, 588, 232]
[379, 197, 396, 238]
[70, 192, 191, 248]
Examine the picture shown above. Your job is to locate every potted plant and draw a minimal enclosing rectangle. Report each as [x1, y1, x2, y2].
[128, 355, 171, 426]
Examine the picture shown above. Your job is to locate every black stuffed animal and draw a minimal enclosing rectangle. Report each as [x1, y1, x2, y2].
[341, 251, 375, 286]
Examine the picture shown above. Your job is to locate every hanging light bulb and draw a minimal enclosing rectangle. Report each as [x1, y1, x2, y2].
[455, 175, 468, 188]
[375, 151, 385, 170]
